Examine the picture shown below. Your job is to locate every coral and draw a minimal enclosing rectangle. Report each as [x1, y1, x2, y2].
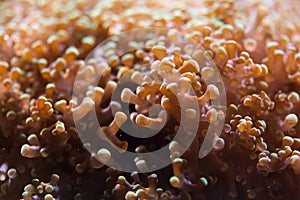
[0, 0, 300, 200]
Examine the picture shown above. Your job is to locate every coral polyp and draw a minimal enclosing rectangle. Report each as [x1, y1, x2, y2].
[0, 0, 300, 200]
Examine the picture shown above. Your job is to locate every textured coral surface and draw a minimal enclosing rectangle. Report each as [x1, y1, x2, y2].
[0, 0, 300, 199]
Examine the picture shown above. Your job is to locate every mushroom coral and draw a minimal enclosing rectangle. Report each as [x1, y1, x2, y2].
[0, 0, 300, 200]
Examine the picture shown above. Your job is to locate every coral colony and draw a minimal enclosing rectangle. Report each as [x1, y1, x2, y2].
[0, 0, 300, 199]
